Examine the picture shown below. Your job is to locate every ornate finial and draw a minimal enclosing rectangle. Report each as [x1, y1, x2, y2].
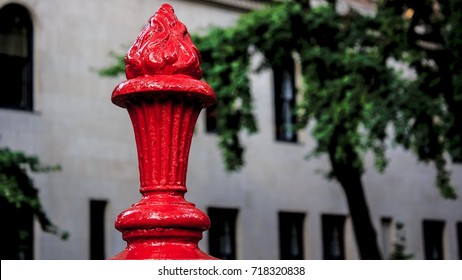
[110, 4, 216, 259]
[125, 4, 202, 80]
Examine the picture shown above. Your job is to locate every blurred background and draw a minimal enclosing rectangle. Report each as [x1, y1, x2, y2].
[0, 0, 461, 260]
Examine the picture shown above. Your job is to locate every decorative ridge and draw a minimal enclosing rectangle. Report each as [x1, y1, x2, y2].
[110, 3, 216, 259]
[125, 4, 203, 80]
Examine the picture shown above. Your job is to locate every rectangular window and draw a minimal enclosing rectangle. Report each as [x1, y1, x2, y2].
[90, 199, 107, 260]
[0, 4, 33, 111]
[205, 105, 217, 133]
[0, 196, 34, 259]
[273, 58, 297, 143]
[279, 212, 305, 259]
[207, 207, 238, 259]
[322, 214, 346, 260]
[422, 220, 445, 260]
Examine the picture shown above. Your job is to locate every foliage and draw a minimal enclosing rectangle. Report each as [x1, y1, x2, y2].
[99, 0, 462, 259]
[98, 51, 126, 77]
[389, 222, 414, 260]
[377, 0, 462, 198]
[191, 28, 257, 171]
[0, 147, 68, 242]
[99, 1, 461, 197]
[194, 0, 460, 198]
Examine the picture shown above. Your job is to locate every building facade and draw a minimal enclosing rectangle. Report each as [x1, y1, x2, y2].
[0, 0, 461, 260]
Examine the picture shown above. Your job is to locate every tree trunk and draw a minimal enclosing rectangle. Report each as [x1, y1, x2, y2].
[328, 129, 382, 259]
[332, 158, 383, 259]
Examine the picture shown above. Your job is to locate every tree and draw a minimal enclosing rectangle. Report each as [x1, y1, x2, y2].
[100, 0, 461, 259]
[0, 147, 68, 259]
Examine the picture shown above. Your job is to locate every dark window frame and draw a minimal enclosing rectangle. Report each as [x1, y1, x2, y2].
[205, 104, 218, 133]
[273, 57, 297, 143]
[207, 207, 238, 260]
[90, 199, 107, 260]
[279, 211, 305, 260]
[0, 3, 34, 111]
[0, 196, 34, 259]
[422, 219, 445, 260]
[322, 214, 346, 260]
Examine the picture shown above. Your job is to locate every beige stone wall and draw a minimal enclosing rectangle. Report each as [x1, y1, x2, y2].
[0, 0, 460, 259]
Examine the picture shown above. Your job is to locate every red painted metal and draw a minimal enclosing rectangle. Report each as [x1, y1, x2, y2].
[110, 4, 216, 259]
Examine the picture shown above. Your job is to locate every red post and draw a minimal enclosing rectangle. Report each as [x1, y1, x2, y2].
[110, 4, 216, 259]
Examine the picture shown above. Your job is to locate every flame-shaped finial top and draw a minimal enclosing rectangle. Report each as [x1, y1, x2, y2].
[112, 4, 215, 109]
[125, 4, 202, 80]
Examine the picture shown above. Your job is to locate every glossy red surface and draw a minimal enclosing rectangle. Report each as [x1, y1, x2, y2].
[124, 4, 203, 80]
[110, 4, 216, 260]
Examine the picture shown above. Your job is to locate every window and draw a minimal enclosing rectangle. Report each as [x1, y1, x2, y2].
[205, 105, 217, 133]
[273, 58, 297, 142]
[0, 3, 33, 111]
[457, 222, 462, 260]
[279, 212, 305, 259]
[322, 214, 346, 260]
[208, 207, 238, 259]
[0, 196, 34, 259]
[422, 220, 445, 260]
[90, 199, 107, 260]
